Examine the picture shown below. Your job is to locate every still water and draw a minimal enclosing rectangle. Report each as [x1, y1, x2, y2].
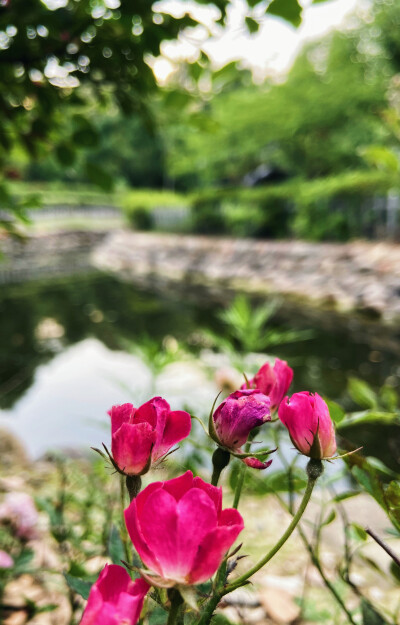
[0, 271, 399, 459]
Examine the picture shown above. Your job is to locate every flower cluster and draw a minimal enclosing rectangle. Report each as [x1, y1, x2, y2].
[0, 492, 39, 541]
[81, 358, 338, 624]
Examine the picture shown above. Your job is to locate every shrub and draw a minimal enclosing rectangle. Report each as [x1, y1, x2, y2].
[121, 189, 189, 231]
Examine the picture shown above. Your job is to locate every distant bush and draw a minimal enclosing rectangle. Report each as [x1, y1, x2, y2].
[122, 189, 190, 231]
[191, 170, 398, 241]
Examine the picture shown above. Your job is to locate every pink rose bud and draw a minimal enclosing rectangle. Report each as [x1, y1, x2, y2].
[109, 397, 191, 476]
[278, 392, 337, 459]
[0, 550, 13, 569]
[80, 564, 149, 625]
[241, 359, 293, 412]
[212, 389, 272, 469]
[124, 471, 244, 586]
[0, 492, 39, 540]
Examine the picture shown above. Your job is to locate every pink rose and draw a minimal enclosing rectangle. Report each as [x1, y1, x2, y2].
[0, 492, 39, 540]
[124, 471, 244, 585]
[0, 550, 13, 568]
[80, 564, 149, 625]
[241, 359, 293, 412]
[278, 392, 337, 459]
[109, 397, 191, 475]
[212, 390, 272, 469]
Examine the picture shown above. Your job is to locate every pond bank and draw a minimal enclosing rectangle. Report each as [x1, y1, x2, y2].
[0, 230, 106, 284]
[94, 231, 400, 325]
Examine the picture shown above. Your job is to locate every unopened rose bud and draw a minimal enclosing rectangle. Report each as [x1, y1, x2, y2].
[278, 392, 337, 459]
[212, 390, 272, 469]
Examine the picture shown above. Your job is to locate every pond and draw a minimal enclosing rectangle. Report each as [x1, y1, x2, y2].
[0, 271, 399, 460]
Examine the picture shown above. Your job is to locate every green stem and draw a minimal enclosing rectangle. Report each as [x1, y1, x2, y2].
[232, 440, 251, 509]
[232, 462, 246, 509]
[197, 460, 322, 625]
[298, 524, 358, 625]
[120, 475, 130, 562]
[167, 589, 183, 625]
[275, 488, 358, 625]
[223, 460, 321, 595]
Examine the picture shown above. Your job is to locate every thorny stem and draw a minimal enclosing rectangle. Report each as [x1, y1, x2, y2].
[276, 478, 358, 625]
[365, 527, 400, 569]
[167, 589, 183, 625]
[224, 461, 320, 594]
[294, 517, 358, 625]
[277, 432, 358, 625]
[197, 460, 321, 625]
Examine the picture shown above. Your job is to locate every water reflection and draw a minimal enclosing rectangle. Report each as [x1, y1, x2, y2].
[0, 338, 217, 459]
[0, 272, 399, 458]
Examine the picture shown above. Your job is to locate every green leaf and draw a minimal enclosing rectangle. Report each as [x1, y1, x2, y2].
[361, 598, 391, 624]
[352, 466, 385, 508]
[379, 386, 398, 411]
[348, 378, 378, 409]
[64, 573, 92, 600]
[177, 585, 199, 611]
[13, 549, 34, 573]
[108, 524, 125, 566]
[333, 491, 359, 503]
[386, 481, 400, 508]
[351, 522, 367, 541]
[324, 398, 345, 424]
[266, 0, 302, 27]
[245, 17, 259, 33]
[389, 560, 400, 583]
[337, 411, 398, 429]
[321, 509, 336, 527]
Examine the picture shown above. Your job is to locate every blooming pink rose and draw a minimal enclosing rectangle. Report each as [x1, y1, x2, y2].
[109, 397, 191, 475]
[0, 550, 13, 568]
[278, 392, 337, 459]
[124, 471, 244, 586]
[0, 492, 39, 540]
[80, 564, 149, 625]
[212, 389, 272, 469]
[241, 359, 293, 412]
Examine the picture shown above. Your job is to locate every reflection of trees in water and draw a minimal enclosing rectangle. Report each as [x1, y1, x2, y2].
[0, 274, 216, 409]
[0, 273, 398, 413]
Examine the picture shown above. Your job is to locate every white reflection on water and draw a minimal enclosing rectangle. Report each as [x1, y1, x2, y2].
[0, 338, 217, 460]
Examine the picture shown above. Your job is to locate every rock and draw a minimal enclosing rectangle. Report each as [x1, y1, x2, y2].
[92, 232, 400, 326]
[3, 574, 71, 625]
[259, 588, 301, 624]
[0, 429, 29, 469]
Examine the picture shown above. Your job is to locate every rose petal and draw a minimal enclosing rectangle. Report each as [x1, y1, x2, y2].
[140, 488, 179, 579]
[193, 477, 222, 517]
[163, 470, 194, 502]
[108, 404, 135, 435]
[188, 518, 244, 584]
[176, 488, 217, 577]
[125, 497, 163, 576]
[242, 457, 273, 470]
[152, 409, 191, 461]
[112, 422, 156, 475]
